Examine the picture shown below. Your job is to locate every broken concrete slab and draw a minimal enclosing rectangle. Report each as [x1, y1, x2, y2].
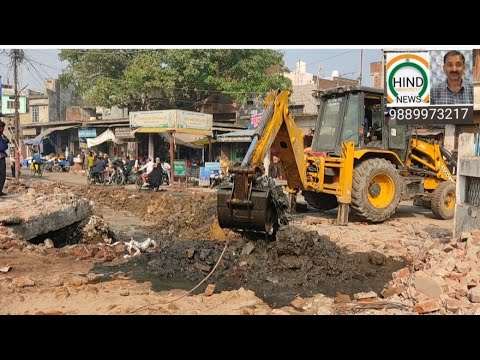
[468, 287, 480, 303]
[414, 271, 443, 299]
[0, 192, 91, 241]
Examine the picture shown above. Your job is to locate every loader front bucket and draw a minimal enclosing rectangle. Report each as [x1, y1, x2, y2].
[217, 185, 277, 235]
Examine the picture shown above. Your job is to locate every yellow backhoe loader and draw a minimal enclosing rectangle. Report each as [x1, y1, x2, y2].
[217, 87, 456, 234]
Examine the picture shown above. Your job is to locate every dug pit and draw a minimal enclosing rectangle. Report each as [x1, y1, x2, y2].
[94, 225, 405, 307]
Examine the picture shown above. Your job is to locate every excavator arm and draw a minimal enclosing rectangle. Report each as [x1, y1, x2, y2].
[217, 90, 306, 234]
[246, 91, 307, 187]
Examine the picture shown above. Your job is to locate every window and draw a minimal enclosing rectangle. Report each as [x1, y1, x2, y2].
[32, 106, 39, 122]
[341, 94, 359, 145]
[7, 101, 15, 109]
[313, 97, 346, 151]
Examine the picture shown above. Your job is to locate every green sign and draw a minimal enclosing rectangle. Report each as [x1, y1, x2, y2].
[174, 161, 186, 176]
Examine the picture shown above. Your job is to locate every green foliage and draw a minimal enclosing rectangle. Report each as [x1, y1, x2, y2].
[59, 49, 291, 111]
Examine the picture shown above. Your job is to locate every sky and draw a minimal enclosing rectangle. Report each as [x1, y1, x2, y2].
[280, 48, 382, 86]
[0, 48, 383, 92]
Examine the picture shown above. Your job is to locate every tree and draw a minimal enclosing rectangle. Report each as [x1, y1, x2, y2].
[59, 49, 292, 111]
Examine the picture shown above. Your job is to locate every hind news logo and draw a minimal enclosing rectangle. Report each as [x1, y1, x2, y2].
[386, 52, 430, 107]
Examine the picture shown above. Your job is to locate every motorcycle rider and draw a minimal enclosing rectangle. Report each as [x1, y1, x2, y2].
[139, 157, 154, 184]
[32, 148, 43, 174]
[124, 156, 135, 176]
[90, 155, 106, 182]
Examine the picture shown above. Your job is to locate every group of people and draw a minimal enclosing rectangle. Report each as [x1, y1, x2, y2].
[137, 157, 171, 185]
[88, 151, 171, 186]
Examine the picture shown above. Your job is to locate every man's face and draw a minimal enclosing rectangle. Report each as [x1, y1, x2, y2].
[443, 54, 465, 82]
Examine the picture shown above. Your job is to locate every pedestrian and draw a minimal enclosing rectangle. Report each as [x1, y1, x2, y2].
[87, 151, 95, 170]
[161, 159, 171, 185]
[0, 121, 10, 196]
[80, 150, 86, 170]
[268, 156, 285, 180]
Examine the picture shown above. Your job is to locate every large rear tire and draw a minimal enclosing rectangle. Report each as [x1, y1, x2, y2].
[302, 191, 338, 210]
[431, 181, 456, 220]
[351, 158, 402, 222]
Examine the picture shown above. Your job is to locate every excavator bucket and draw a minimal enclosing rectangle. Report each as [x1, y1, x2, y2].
[217, 184, 277, 234]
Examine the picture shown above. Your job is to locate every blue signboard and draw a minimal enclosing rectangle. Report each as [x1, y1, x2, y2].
[78, 128, 97, 138]
[204, 162, 220, 175]
[199, 167, 209, 180]
[199, 166, 210, 187]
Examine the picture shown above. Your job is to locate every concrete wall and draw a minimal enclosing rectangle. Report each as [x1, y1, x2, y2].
[100, 106, 128, 120]
[47, 86, 60, 121]
[454, 133, 480, 237]
[290, 85, 318, 115]
[29, 97, 49, 123]
[66, 107, 96, 122]
[474, 83, 480, 111]
[370, 61, 383, 89]
[1, 94, 27, 114]
[19, 113, 30, 125]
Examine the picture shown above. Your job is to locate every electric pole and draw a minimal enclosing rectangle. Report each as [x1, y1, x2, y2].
[359, 49, 363, 86]
[11, 49, 24, 181]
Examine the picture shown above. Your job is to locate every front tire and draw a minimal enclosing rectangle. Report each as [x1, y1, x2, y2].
[351, 158, 402, 222]
[431, 181, 456, 220]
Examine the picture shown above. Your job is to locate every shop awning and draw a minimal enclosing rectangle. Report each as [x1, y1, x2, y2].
[132, 127, 212, 148]
[216, 129, 255, 143]
[159, 133, 209, 149]
[23, 125, 78, 145]
[132, 127, 212, 136]
[87, 129, 124, 147]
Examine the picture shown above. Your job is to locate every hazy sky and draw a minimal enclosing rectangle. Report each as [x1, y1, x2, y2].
[0, 48, 382, 91]
[281, 48, 382, 85]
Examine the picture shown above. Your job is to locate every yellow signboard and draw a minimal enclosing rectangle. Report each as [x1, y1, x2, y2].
[129, 109, 213, 136]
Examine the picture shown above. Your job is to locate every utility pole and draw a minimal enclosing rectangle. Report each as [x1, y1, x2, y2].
[12, 49, 24, 181]
[359, 49, 363, 86]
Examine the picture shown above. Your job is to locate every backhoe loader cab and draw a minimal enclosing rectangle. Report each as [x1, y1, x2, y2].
[312, 86, 406, 156]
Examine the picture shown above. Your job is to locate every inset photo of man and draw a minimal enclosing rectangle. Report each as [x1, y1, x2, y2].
[430, 50, 473, 105]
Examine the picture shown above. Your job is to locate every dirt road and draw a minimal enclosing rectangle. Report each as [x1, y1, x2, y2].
[0, 176, 479, 315]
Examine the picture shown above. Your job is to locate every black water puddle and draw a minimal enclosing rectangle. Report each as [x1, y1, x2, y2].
[92, 226, 406, 308]
[29, 221, 84, 247]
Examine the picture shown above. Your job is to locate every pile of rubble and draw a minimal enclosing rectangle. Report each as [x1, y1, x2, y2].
[47, 183, 222, 241]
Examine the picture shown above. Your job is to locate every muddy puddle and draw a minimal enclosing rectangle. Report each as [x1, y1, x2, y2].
[93, 226, 406, 308]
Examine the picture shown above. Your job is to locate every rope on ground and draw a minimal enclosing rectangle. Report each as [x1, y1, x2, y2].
[132, 242, 228, 314]
[347, 301, 411, 311]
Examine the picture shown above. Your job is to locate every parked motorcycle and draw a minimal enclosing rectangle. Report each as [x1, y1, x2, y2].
[87, 169, 107, 186]
[52, 159, 70, 172]
[106, 163, 125, 185]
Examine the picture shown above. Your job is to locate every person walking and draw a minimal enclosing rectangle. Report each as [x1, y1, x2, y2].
[0, 121, 10, 196]
[161, 159, 171, 185]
